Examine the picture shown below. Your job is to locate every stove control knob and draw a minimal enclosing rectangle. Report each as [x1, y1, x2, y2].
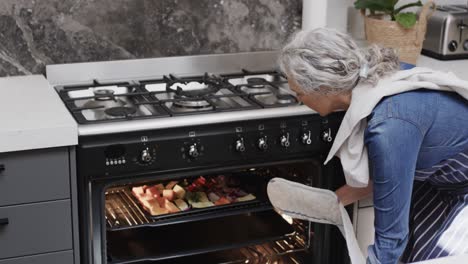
[280, 133, 290, 148]
[322, 128, 333, 143]
[464, 40, 468, 51]
[258, 137, 268, 150]
[140, 148, 153, 163]
[235, 138, 246, 152]
[302, 131, 312, 145]
[188, 144, 200, 158]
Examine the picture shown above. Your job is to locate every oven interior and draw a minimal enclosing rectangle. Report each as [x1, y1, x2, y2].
[103, 160, 327, 264]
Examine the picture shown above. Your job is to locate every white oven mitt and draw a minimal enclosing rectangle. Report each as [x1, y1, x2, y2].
[267, 177, 366, 264]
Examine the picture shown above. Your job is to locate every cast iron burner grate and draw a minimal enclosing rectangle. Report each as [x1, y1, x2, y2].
[56, 70, 299, 124]
[165, 73, 223, 98]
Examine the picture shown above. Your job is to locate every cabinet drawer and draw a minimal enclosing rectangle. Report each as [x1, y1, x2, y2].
[0, 200, 72, 260]
[0, 250, 73, 264]
[0, 148, 70, 206]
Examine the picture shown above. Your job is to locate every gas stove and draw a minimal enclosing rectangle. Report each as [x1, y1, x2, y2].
[47, 51, 315, 136]
[57, 71, 298, 123]
[46, 52, 348, 264]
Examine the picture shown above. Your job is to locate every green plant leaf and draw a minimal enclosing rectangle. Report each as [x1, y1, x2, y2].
[395, 12, 417, 28]
[354, 0, 395, 12]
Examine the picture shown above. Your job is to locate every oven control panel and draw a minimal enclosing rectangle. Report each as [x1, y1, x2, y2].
[78, 112, 344, 178]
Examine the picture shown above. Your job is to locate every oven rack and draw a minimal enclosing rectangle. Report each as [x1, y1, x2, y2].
[232, 220, 310, 264]
[107, 220, 310, 264]
[106, 210, 297, 263]
[105, 187, 272, 231]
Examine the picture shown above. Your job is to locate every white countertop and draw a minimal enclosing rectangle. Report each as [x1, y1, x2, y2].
[0, 75, 77, 153]
[417, 55, 468, 79]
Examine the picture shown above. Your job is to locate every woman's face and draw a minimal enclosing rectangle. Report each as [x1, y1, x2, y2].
[287, 76, 336, 117]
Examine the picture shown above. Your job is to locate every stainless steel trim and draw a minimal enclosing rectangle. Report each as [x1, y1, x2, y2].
[46, 51, 280, 86]
[78, 106, 316, 136]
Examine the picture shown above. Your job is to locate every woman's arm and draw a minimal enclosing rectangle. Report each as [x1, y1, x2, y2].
[335, 181, 373, 206]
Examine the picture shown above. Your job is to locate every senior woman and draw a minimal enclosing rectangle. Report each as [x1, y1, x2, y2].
[274, 28, 468, 264]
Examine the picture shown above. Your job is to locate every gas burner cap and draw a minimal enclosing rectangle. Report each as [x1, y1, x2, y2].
[276, 94, 296, 104]
[105, 106, 137, 118]
[239, 86, 267, 94]
[94, 89, 115, 101]
[172, 96, 211, 109]
[247, 77, 266, 84]
[246, 77, 266, 88]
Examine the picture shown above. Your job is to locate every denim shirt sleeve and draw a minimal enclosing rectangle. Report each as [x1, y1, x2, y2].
[364, 117, 425, 263]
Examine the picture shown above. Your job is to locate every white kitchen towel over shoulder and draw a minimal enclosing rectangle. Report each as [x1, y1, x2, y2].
[324, 67, 468, 187]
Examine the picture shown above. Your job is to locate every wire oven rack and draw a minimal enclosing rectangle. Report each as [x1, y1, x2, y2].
[129, 220, 311, 264]
[105, 187, 271, 230]
[105, 186, 312, 263]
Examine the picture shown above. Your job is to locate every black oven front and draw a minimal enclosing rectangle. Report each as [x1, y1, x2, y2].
[76, 113, 349, 264]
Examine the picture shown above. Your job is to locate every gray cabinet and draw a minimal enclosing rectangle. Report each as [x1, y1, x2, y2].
[0, 251, 73, 264]
[0, 200, 72, 259]
[0, 147, 76, 264]
[0, 148, 70, 206]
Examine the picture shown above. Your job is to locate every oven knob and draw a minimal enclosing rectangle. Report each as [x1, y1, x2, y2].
[235, 138, 246, 152]
[301, 131, 312, 145]
[321, 128, 333, 143]
[448, 40, 458, 52]
[258, 137, 268, 150]
[140, 148, 153, 163]
[280, 133, 290, 148]
[464, 40, 468, 51]
[188, 143, 200, 158]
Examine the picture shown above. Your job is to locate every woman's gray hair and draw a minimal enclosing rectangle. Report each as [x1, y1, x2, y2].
[279, 28, 400, 95]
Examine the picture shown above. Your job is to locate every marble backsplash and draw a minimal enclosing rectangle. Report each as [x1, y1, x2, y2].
[0, 0, 301, 77]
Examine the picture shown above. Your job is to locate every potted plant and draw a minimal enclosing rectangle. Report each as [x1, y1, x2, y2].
[355, 0, 435, 64]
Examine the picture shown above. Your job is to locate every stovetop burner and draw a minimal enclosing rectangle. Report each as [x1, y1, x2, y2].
[276, 94, 296, 105]
[172, 96, 213, 110]
[105, 106, 137, 118]
[246, 77, 267, 88]
[56, 71, 299, 124]
[94, 89, 115, 101]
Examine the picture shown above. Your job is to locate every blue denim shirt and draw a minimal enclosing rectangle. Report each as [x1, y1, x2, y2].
[364, 88, 468, 264]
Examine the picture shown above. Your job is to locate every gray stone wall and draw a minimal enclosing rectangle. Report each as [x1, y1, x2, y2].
[0, 0, 301, 76]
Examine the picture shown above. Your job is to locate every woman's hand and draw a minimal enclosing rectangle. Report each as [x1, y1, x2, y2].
[335, 181, 373, 206]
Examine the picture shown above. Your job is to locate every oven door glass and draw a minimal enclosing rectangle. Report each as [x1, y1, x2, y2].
[101, 159, 322, 264]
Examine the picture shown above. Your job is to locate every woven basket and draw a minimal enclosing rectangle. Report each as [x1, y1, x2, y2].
[362, 1, 435, 64]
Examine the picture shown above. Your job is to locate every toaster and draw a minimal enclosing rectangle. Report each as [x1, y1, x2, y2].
[422, 5, 468, 60]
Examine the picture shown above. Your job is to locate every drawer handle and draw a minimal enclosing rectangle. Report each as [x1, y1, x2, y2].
[0, 218, 8, 225]
[0, 164, 4, 173]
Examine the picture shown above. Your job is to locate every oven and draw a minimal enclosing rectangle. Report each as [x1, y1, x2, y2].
[46, 51, 350, 264]
[76, 113, 347, 264]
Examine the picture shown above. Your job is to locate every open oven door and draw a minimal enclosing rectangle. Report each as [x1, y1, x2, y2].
[90, 158, 351, 264]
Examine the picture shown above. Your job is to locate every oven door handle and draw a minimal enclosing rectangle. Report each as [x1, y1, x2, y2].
[0, 218, 8, 226]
